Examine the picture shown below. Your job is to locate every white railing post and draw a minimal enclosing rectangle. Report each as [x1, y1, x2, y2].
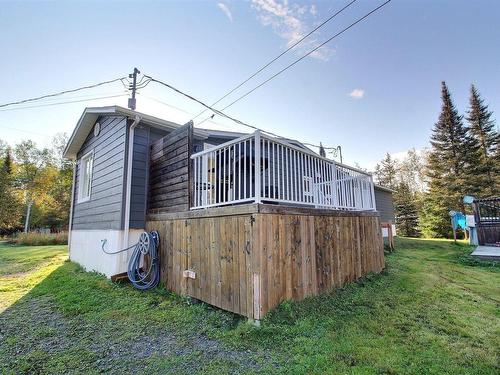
[331, 162, 339, 208]
[369, 175, 376, 211]
[254, 130, 261, 203]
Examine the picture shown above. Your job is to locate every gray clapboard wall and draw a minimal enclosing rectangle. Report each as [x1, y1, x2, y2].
[374, 186, 395, 222]
[72, 115, 127, 230]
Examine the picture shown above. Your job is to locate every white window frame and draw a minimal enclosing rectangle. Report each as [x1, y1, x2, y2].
[78, 150, 94, 203]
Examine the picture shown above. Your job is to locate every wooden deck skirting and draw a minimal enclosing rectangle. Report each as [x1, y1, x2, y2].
[146, 204, 384, 320]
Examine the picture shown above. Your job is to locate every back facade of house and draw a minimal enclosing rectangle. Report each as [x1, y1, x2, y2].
[65, 106, 387, 319]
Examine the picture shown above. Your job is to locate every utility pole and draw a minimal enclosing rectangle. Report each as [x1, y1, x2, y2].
[128, 67, 140, 110]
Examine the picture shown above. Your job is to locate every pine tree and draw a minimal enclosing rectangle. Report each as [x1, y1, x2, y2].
[3, 148, 13, 174]
[375, 153, 398, 189]
[0, 154, 21, 233]
[420, 82, 470, 238]
[394, 182, 420, 237]
[465, 84, 499, 197]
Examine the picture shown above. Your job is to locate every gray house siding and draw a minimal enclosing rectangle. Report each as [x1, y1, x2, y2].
[374, 187, 394, 222]
[72, 115, 127, 230]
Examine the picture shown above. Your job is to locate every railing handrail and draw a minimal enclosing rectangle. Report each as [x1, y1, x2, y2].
[190, 132, 255, 158]
[191, 130, 372, 178]
[260, 133, 336, 166]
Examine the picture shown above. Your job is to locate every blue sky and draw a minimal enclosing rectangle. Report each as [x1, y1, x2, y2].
[1, 0, 499, 169]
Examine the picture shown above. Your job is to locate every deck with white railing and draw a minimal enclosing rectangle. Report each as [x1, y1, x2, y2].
[191, 131, 376, 211]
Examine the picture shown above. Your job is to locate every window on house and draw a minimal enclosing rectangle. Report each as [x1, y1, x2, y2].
[79, 151, 94, 202]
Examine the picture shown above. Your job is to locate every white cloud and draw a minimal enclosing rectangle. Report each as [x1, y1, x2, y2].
[217, 2, 233, 23]
[349, 89, 365, 99]
[251, 0, 332, 61]
[310, 4, 317, 16]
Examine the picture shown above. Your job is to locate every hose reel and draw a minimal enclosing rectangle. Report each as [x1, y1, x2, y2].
[101, 231, 160, 290]
[127, 231, 160, 290]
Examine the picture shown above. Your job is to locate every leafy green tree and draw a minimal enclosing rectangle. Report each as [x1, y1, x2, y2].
[399, 148, 426, 194]
[419, 82, 471, 238]
[13, 140, 53, 232]
[465, 84, 499, 197]
[44, 134, 73, 229]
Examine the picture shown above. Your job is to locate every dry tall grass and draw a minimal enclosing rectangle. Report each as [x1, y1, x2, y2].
[12, 232, 68, 246]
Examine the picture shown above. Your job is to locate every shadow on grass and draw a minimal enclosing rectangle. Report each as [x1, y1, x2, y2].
[0, 262, 273, 374]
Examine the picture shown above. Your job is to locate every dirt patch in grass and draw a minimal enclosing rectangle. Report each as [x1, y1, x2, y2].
[0, 296, 269, 374]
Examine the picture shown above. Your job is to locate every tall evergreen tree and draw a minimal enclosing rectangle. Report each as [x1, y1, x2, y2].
[3, 148, 13, 175]
[420, 82, 470, 238]
[374, 153, 398, 189]
[394, 182, 420, 237]
[0, 153, 21, 233]
[465, 84, 499, 197]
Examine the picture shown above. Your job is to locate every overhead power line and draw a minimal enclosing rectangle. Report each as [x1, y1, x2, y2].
[0, 124, 51, 138]
[0, 93, 128, 112]
[198, 0, 391, 126]
[191, 0, 358, 121]
[146, 76, 339, 150]
[0, 77, 126, 109]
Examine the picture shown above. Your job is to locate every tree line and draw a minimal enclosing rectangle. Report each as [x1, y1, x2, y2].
[375, 82, 499, 238]
[0, 134, 73, 234]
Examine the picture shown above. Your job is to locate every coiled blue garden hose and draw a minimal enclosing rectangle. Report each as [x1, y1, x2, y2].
[101, 231, 160, 290]
[127, 231, 160, 290]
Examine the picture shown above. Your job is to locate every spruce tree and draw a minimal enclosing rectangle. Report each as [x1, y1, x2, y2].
[465, 84, 499, 197]
[420, 82, 470, 238]
[3, 148, 13, 174]
[0, 153, 21, 232]
[375, 153, 398, 189]
[394, 182, 420, 237]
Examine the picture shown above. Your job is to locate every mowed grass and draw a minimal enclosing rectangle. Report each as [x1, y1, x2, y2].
[0, 242, 67, 311]
[0, 238, 498, 374]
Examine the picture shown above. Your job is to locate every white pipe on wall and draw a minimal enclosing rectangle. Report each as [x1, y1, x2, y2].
[123, 115, 142, 249]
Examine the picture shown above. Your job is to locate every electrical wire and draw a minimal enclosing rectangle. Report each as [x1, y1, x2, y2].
[190, 0, 358, 121]
[145, 76, 340, 151]
[136, 92, 196, 117]
[3, 90, 128, 105]
[198, 0, 391, 126]
[0, 77, 126, 109]
[0, 93, 128, 112]
[0, 125, 51, 138]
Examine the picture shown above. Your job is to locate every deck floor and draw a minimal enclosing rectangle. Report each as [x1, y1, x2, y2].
[471, 246, 500, 261]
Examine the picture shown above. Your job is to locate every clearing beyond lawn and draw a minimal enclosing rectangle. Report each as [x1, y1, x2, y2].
[0, 239, 498, 374]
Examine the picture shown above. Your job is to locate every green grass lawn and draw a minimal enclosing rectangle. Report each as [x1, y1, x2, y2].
[0, 238, 498, 374]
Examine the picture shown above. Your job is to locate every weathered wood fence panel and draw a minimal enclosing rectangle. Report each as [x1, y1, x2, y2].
[146, 205, 384, 319]
[148, 122, 193, 213]
[474, 197, 500, 246]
